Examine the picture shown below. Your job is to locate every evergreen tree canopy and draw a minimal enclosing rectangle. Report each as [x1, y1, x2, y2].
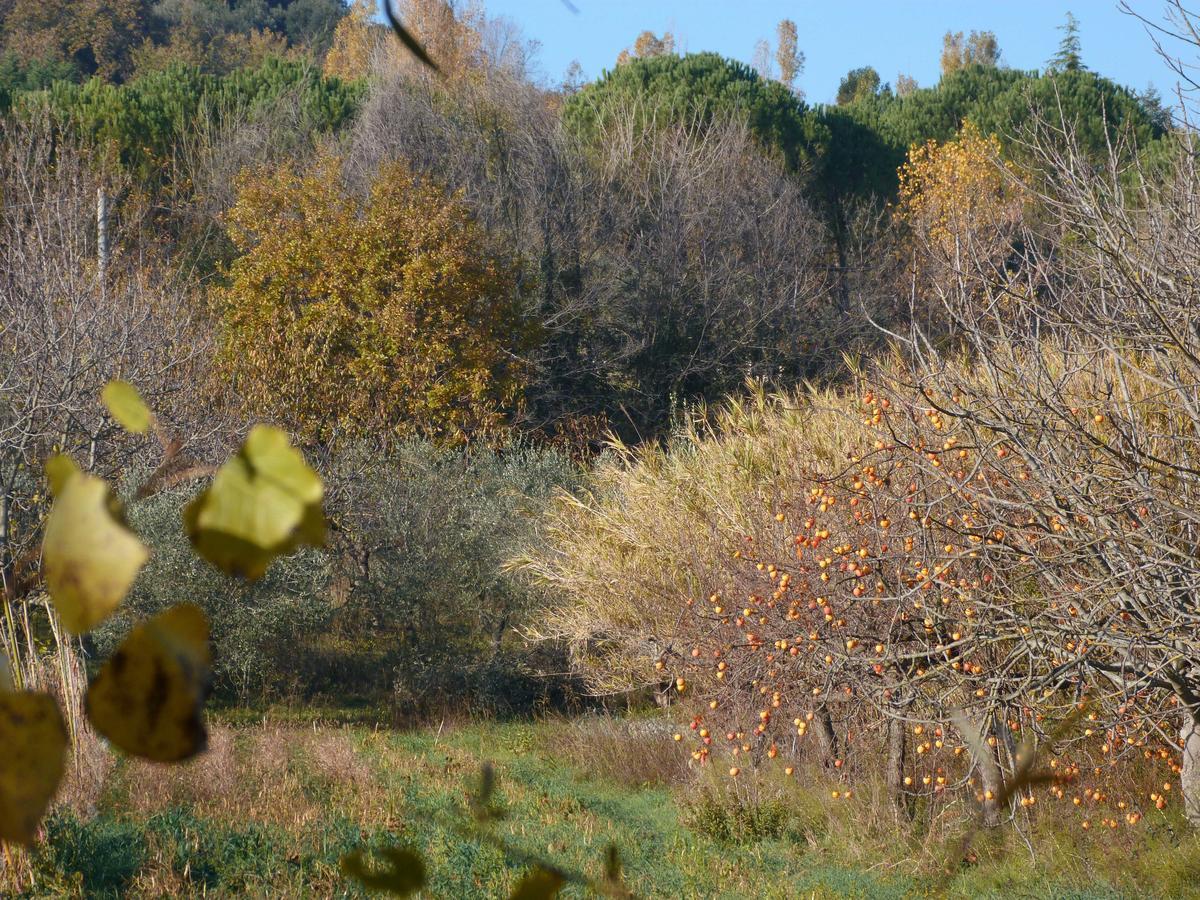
[563, 51, 816, 171]
[813, 63, 1165, 202]
[1049, 11, 1084, 72]
[836, 66, 882, 105]
[20, 56, 360, 183]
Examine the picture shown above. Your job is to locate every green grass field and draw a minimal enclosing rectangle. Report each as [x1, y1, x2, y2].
[16, 713, 1200, 898]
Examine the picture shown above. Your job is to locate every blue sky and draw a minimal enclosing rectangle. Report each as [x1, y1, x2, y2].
[471, 1, 1178, 103]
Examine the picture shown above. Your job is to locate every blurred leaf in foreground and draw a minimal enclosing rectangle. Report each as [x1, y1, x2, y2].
[0, 691, 68, 845]
[101, 379, 153, 434]
[86, 603, 212, 762]
[510, 868, 565, 900]
[42, 459, 149, 634]
[184, 425, 324, 579]
[341, 847, 427, 895]
[44, 453, 80, 496]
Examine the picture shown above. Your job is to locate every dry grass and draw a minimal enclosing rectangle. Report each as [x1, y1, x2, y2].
[11, 715, 1200, 897]
[54, 719, 113, 822]
[304, 729, 374, 785]
[115, 723, 385, 833]
[0, 644, 114, 895]
[538, 713, 695, 789]
[19, 643, 115, 820]
[519, 379, 872, 696]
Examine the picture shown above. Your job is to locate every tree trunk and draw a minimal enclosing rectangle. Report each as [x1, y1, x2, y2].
[654, 682, 672, 709]
[832, 215, 851, 314]
[979, 729, 1005, 828]
[0, 490, 11, 597]
[490, 609, 511, 660]
[886, 714, 911, 821]
[814, 704, 840, 767]
[1182, 713, 1200, 827]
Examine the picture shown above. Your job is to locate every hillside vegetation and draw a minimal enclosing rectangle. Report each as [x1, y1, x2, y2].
[2, 1, 1200, 897]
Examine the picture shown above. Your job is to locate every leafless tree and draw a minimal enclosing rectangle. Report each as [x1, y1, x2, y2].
[0, 114, 215, 665]
[347, 61, 843, 438]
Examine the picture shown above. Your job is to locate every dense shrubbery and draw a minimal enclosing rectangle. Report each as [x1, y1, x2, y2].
[101, 487, 332, 702]
[352, 55, 844, 439]
[0, 14, 1170, 440]
[217, 154, 531, 446]
[0, 52, 80, 110]
[322, 440, 583, 715]
[0, 0, 349, 82]
[88, 440, 581, 712]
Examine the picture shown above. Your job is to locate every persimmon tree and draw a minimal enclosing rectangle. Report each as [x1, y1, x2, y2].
[868, 64, 1200, 825]
[902, 126, 1200, 825]
[217, 153, 531, 448]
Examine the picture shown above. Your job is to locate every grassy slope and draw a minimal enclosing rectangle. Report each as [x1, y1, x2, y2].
[19, 715, 1200, 898]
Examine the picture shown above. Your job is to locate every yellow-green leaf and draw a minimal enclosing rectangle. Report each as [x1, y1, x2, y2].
[101, 380, 152, 434]
[509, 868, 565, 900]
[0, 691, 68, 845]
[341, 847, 426, 896]
[44, 454, 80, 497]
[184, 425, 324, 579]
[86, 603, 211, 762]
[42, 471, 149, 635]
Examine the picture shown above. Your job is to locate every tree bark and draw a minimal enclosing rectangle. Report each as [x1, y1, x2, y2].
[886, 714, 911, 821]
[814, 704, 840, 767]
[979, 729, 1005, 828]
[1182, 713, 1200, 827]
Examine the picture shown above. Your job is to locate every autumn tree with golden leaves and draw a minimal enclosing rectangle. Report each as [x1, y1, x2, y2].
[217, 155, 531, 448]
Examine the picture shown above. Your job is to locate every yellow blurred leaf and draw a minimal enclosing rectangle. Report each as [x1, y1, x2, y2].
[509, 868, 565, 900]
[86, 603, 212, 762]
[44, 453, 80, 497]
[341, 847, 426, 896]
[184, 425, 324, 579]
[101, 380, 152, 434]
[42, 469, 149, 635]
[0, 691, 68, 845]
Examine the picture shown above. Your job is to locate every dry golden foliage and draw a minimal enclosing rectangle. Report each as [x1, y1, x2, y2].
[323, 0, 380, 81]
[895, 121, 1025, 270]
[217, 154, 530, 447]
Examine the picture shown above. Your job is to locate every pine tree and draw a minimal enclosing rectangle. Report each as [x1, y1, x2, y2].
[1049, 11, 1084, 72]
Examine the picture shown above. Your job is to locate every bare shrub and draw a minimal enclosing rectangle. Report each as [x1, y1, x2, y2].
[346, 58, 841, 438]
